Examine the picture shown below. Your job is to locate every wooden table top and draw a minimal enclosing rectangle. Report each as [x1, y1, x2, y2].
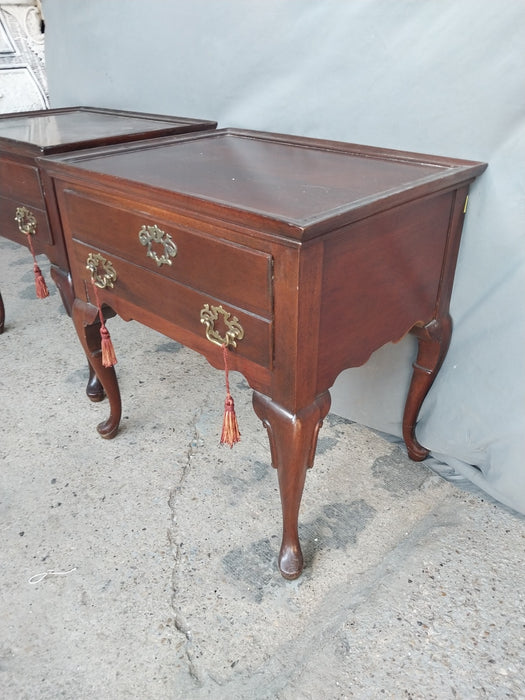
[44, 128, 487, 238]
[0, 106, 216, 156]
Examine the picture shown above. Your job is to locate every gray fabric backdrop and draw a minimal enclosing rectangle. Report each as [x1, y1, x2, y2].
[42, 0, 525, 513]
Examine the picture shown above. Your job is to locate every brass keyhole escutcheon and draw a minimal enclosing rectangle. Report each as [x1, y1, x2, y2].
[200, 304, 244, 349]
[86, 252, 118, 289]
[138, 224, 177, 267]
[15, 206, 37, 236]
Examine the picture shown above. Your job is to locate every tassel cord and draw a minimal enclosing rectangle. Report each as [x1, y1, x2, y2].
[223, 343, 232, 397]
[91, 282, 107, 329]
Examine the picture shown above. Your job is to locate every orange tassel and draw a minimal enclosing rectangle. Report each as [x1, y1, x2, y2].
[33, 261, 50, 299]
[221, 393, 241, 448]
[220, 344, 240, 448]
[26, 235, 49, 299]
[100, 324, 117, 368]
[91, 282, 117, 368]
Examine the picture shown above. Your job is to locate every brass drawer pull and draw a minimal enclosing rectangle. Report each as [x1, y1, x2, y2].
[138, 224, 177, 266]
[86, 252, 117, 289]
[15, 206, 37, 236]
[200, 304, 244, 349]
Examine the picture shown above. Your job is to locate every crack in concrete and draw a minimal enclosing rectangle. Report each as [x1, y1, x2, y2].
[168, 407, 205, 687]
[188, 496, 461, 699]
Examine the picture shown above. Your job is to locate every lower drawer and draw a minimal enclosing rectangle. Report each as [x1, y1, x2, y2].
[70, 239, 273, 369]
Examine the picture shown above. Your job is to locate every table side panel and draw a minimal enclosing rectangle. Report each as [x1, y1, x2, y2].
[316, 190, 456, 391]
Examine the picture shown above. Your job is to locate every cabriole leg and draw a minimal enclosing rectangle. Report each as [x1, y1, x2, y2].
[72, 299, 121, 439]
[403, 314, 452, 461]
[252, 390, 331, 579]
[50, 265, 105, 402]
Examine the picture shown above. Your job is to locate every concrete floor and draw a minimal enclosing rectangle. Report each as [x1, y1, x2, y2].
[1, 238, 524, 700]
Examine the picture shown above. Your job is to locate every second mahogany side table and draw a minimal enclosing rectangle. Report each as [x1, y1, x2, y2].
[0, 106, 216, 398]
[39, 129, 487, 579]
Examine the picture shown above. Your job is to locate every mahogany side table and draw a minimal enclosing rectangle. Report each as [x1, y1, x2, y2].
[39, 129, 487, 579]
[0, 106, 216, 398]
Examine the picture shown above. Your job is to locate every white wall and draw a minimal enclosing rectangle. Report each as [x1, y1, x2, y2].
[42, 0, 525, 514]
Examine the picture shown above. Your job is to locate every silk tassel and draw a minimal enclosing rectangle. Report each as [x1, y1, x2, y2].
[220, 344, 240, 448]
[26, 235, 49, 299]
[91, 282, 117, 368]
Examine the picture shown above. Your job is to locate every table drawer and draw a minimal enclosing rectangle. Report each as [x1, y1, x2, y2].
[70, 239, 273, 369]
[0, 194, 52, 246]
[0, 157, 45, 209]
[59, 187, 273, 318]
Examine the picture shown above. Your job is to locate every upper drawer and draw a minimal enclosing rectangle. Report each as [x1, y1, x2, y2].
[0, 157, 45, 209]
[0, 194, 53, 247]
[58, 187, 273, 318]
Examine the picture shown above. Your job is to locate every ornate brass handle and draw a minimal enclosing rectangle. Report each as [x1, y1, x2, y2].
[86, 252, 117, 289]
[138, 224, 177, 266]
[15, 206, 37, 236]
[200, 303, 244, 349]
